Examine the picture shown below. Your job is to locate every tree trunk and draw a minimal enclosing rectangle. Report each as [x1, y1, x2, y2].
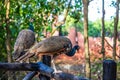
[5, 0, 14, 80]
[5, 0, 12, 63]
[82, 0, 91, 79]
[113, 0, 119, 60]
[101, 0, 105, 60]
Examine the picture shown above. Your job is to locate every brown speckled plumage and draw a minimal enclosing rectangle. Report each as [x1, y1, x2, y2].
[12, 29, 35, 60]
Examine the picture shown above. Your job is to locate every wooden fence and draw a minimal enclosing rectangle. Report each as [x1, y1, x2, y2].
[0, 58, 116, 80]
[0, 55, 88, 80]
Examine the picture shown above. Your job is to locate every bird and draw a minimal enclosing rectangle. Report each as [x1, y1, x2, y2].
[12, 29, 35, 60]
[15, 36, 80, 62]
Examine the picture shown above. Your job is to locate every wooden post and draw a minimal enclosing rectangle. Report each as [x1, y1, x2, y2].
[39, 55, 51, 80]
[103, 60, 117, 80]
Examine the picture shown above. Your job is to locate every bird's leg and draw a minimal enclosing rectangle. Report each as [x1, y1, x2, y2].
[51, 57, 57, 74]
[51, 55, 57, 73]
[52, 55, 62, 74]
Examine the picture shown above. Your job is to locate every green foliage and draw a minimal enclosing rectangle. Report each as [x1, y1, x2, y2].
[88, 19, 115, 37]
[0, 0, 120, 79]
[0, 0, 84, 62]
[116, 62, 120, 79]
[0, 2, 7, 62]
[0, 0, 118, 63]
[91, 62, 102, 79]
[65, 15, 83, 34]
[88, 21, 101, 37]
[0, 26, 7, 61]
[105, 20, 114, 37]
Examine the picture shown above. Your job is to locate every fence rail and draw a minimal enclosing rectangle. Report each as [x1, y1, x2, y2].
[0, 59, 116, 80]
[0, 62, 87, 80]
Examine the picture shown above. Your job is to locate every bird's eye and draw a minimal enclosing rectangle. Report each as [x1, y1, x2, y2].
[64, 44, 68, 48]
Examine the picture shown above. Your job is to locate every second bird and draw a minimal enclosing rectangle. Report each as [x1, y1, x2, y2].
[12, 29, 35, 60]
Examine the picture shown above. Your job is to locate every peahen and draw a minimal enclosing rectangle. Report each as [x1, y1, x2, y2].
[15, 36, 79, 73]
[12, 29, 35, 60]
[15, 36, 80, 62]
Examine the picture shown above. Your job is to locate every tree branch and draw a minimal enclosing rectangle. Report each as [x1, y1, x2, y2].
[54, 72, 88, 80]
[104, 38, 113, 49]
[104, 38, 120, 58]
[0, 62, 54, 78]
[51, 0, 72, 36]
[0, 62, 88, 80]
[23, 71, 38, 80]
[24, 71, 88, 80]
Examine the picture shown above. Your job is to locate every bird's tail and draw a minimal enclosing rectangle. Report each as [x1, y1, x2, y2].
[15, 51, 35, 62]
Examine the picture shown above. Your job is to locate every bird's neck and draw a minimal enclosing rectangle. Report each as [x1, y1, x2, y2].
[67, 47, 76, 56]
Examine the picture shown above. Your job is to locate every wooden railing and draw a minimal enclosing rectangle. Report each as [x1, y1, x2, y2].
[0, 58, 117, 80]
[0, 55, 88, 80]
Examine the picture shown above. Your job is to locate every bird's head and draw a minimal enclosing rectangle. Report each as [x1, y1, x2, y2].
[65, 45, 80, 56]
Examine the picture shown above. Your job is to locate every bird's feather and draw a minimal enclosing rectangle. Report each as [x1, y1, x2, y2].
[13, 29, 35, 60]
[16, 36, 73, 61]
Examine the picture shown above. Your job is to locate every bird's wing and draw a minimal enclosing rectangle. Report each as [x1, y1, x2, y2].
[35, 36, 72, 53]
[14, 29, 35, 49]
